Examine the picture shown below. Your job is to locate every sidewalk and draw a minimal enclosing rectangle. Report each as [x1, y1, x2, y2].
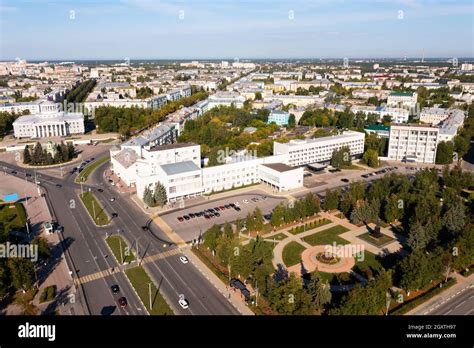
[406, 273, 474, 315]
[0, 172, 83, 315]
[182, 247, 254, 315]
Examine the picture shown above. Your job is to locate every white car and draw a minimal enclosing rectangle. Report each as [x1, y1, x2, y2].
[178, 298, 189, 309]
[234, 202, 240, 207]
[111, 182, 116, 186]
[179, 256, 188, 264]
[243, 199, 249, 204]
[110, 197, 115, 202]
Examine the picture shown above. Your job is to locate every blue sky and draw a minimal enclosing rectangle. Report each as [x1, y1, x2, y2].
[0, 0, 473, 60]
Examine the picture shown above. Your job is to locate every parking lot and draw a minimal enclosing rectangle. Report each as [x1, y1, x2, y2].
[161, 192, 287, 242]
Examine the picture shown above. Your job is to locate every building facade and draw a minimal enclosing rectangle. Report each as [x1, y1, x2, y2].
[387, 124, 439, 163]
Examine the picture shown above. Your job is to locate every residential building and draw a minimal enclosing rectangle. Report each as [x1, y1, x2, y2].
[267, 110, 290, 126]
[387, 124, 439, 163]
[387, 91, 418, 109]
[273, 131, 365, 167]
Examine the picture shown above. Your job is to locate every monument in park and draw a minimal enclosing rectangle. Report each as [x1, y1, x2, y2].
[371, 217, 383, 239]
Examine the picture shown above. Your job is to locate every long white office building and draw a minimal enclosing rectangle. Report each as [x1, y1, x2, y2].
[273, 131, 365, 167]
[387, 124, 439, 163]
[12, 102, 84, 139]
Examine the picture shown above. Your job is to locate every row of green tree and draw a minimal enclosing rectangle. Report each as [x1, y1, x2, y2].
[65, 79, 97, 104]
[94, 91, 208, 137]
[23, 142, 76, 166]
[142, 182, 167, 207]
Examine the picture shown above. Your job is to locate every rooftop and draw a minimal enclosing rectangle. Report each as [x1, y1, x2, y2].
[148, 142, 197, 152]
[261, 163, 296, 173]
[160, 160, 200, 175]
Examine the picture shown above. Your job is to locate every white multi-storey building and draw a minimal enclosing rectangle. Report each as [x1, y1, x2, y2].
[419, 107, 449, 125]
[273, 131, 365, 167]
[387, 124, 439, 163]
[12, 102, 84, 139]
[387, 91, 418, 109]
[207, 92, 245, 109]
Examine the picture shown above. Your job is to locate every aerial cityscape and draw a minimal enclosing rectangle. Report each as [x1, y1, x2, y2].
[0, 0, 472, 346]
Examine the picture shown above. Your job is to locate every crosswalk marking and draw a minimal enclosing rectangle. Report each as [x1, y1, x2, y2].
[74, 248, 181, 285]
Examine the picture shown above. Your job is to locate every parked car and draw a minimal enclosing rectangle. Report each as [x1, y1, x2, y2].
[341, 178, 349, 183]
[177, 217, 184, 222]
[243, 199, 249, 204]
[110, 197, 115, 202]
[183, 215, 190, 220]
[234, 206, 241, 212]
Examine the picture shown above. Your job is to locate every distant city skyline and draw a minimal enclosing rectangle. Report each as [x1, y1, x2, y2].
[1, 0, 473, 60]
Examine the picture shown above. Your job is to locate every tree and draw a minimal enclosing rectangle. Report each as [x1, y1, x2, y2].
[323, 188, 340, 211]
[0, 260, 10, 299]
[271, 204, 285, 227]
[142, 185, 154, 207]
[203, 225, 221, 253]
[307, 272, 332, 312]
[153, 182, 167, 207]
[7, 258, 35, 291]
[23, 145, 31, 164]
[407, 220, 431, 251]
[254, 91, 262, 100]
[399, 250, 443, 293]
[441, 195, 466, 238]
[383, 194, 402, 223]
[32, 142, 43, 164]
[32, 237, 51, 260]
[254, 207, 264, 232]
[331, 270, 392, 315]
[266, 273, 312, 314]
[436, 141, 454, 164]
[246, 213, 255, 232]
[453, 135, 469, 159]
[362, 149, 379, 168]
[330, 146, 352, 169]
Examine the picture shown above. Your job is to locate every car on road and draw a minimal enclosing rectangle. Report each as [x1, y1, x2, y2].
[177, 217, 184, 222]
[111, 284, 120, 294]
[11, 170, 17, 174]
[98, 188, 103, 192]
[56, 183, 62, 188]
[35, 181, 41, 185]
[341, 178, 349, 183]
[118, 297, 127, 308]
[141, 226, 149, 231]
[110, 197, 115, 202]
[179, 256, 189, 264]
[111, 213, 118, 218]
[56, 225, 64, 233]
[178, 298, 189, 309]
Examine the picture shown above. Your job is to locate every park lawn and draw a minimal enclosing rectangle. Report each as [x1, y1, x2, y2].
[287, 218, 332, 235]
[358, 232, 395, 247]
[282, 241, 306, 267]
[302, 225, 350, 246]
[106, 235, 136, 264]
[265, 233, 287, 241]
[355, 250, 383, 272]
[125, 266, 173, 315]
[80, 192, 109, 226]
[0, 202, 27, 231]
[76, 155, 110, 183]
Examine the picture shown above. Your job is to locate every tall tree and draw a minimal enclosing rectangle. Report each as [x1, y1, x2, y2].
[153, 182, 167, 207]
[7, 258, 35, 291]
[23, 145, 31, 164]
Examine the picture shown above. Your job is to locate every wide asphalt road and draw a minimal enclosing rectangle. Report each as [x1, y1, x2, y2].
[429, 288, 474, 315]
[89, 160, 240, 315]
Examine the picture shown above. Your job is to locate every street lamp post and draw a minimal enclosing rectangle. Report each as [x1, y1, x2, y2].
[119, 236, 123, 264]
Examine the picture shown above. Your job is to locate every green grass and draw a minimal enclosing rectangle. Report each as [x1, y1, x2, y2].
[79, 192, 109, 226]
[287, 218, 331, 235]
[357, 232, 395, 247]
[106, 235, 136, 264]
[302, 225, 350, 246]
[265, 233, 287, 241]
[75, 155, 110, 183]
[39, 285, 56, 303]
[125, 266, 174, 315]
[282, 241, 306, 267]
[355, 250, 383, 272]
[0, 202, 27, 232]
